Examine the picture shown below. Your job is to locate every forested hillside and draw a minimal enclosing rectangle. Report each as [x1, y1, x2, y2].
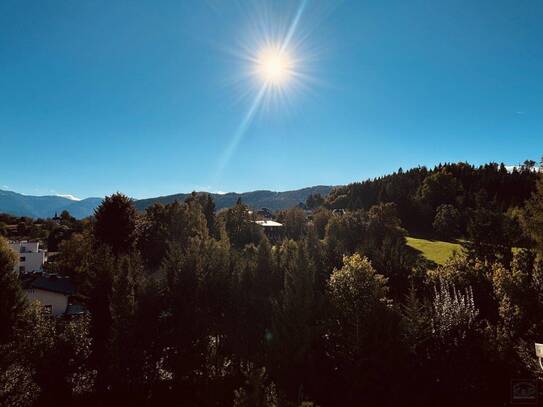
[1, 159, 543, 406]
[326, 161, 540, 238]
[134, 186, 333, 212]
[0, 186, 333, 219]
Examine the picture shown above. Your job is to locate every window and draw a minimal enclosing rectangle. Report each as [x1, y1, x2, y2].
[20, 256, 25, 262]
[43, 305, 52, 315]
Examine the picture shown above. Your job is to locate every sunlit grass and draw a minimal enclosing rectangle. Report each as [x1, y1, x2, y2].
[406, 236, 463, 265]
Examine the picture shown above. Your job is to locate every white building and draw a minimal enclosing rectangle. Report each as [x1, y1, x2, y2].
[9, 241, 46, 273]
[254, 220, 284, 241]
[255, 220, 283, 228]
[22, 274, 76, 316]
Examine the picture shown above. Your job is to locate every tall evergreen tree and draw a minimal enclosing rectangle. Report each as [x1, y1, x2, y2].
[0, 237, 25, 345]
[401, 285, 431, 354]
[85, 245, 116, 397]
[270, 241, 319, 401]
[110, 253, 145, 400]
[93, 193, 138, 255]
[161, 240, 207, 400]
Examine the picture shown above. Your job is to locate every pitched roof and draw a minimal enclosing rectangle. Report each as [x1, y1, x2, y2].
[22, 273, 76, 295]
[255, 220, 283, 227]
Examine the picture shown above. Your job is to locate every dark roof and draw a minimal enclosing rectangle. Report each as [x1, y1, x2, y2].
[21, 273, 76, 295]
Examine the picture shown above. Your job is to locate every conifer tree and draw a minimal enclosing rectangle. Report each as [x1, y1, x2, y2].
[0, 237, 25, 344]
[401, 285, 431, 354]
[161, 240, 205, 392]
[85, 245, 116, 396]
[110, 253, 145, 398]
[93, 193, 138, 255]
[270, 241, 319, 401]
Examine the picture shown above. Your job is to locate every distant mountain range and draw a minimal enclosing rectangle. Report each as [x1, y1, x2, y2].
[134, 186, 334, 213]
[0, 186, 334, 219]
[0, 190, 103, 219]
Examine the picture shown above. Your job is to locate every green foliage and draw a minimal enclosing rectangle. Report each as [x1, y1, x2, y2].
[159, 234, 234, 400]
[270, 240, 320, 399]
[428, 253, 497, 322]
[3, 179, 543, 406]
[1, 303, 94, 406]
[305, 193, 324, 210]
[222, 201, 263, 249]
[401, 285, 431, 354]
[233, 238, 278, 363]
[328, 254, 389, 322]
[0, 360, 39, 407]
[184, 192, 218, 237]
[138, 199, 209, 271]
[93, 193, 138, 255]
[326, 254, 403, 405]
[278, 207, 306, 240]
[47, 232, 92, 287]
[522, 176, 543, 255]
[418, 170, 462, 208]
[324, 209, 366, 259]
[464, 191, 519, 263]
[0, 237, 26, 344]
[233, 365, 279, 407]
[134, 186, 334, 213]
[47, 225, 73, 251]
[327, 254, 392, 359]
[323, 203, 416, 296]
[310, 208, 331, 240]
[327, 162, 539, 234]
[110, 254, 145, 393]
[433, 204, 462, 239]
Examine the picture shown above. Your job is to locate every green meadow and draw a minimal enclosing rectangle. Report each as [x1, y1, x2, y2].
[406, 236, 463, 265]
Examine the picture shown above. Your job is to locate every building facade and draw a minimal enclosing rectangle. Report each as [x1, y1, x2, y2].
[22, 273, 76, 316]
[9, 241, 46, 273]
[255, 220, 284, 241]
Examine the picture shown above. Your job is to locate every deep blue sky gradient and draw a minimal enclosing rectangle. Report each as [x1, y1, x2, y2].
[1, 0, 542, 199]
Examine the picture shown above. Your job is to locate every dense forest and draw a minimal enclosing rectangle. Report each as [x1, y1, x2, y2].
[1, 159, 543, 406]
[326, 161, 540, 237]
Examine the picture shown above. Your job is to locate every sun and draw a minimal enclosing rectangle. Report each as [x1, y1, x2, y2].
[256, 47, 293, 86]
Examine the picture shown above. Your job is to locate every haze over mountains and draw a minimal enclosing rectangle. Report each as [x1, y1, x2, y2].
[0, 186, 333, 219]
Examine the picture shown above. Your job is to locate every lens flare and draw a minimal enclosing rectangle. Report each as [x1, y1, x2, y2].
[214, 0, 331, 181]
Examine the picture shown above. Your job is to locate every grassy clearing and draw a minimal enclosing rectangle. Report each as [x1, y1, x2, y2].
[406, 236, 463, 265]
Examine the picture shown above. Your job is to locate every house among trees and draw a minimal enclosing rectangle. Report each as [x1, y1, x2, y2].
[21, 273, 76, 316]
[255, 219, 283, 241]
[256, 207, 273, 219]
[9, 240, 46, 273]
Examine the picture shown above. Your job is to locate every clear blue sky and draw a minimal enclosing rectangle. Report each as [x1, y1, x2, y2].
[1, 0, 542, 199]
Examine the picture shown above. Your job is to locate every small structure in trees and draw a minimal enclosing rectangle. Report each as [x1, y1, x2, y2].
[254, 220, 283, 241]
[21, 272, 76, 316]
